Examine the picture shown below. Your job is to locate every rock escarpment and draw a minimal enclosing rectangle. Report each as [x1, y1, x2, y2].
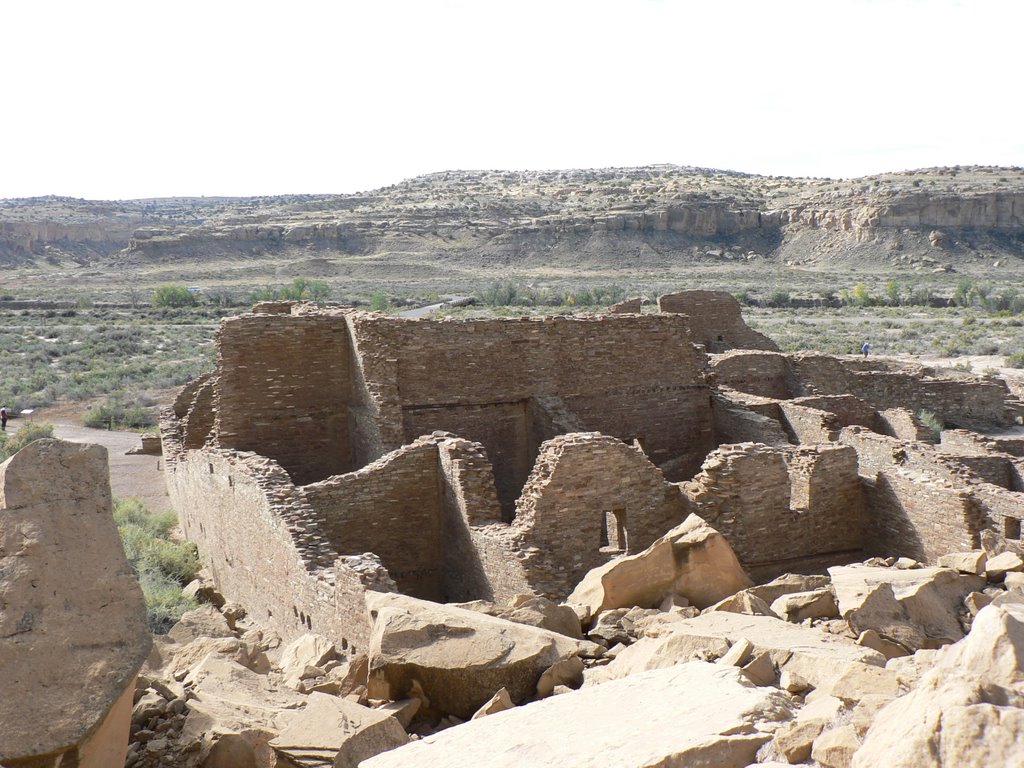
[3, 166, 1022, 271]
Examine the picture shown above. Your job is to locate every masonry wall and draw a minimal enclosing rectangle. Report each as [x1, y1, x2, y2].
[876, 407, 933, 441]
[166, 449, 363, 647]
[682, 442, 863, 576]
[215, 314, 355, 484]
[862, 470, 981, 561]
[348, 312, 714, 507]
[711, 352, 796, 399]
[657, 290, 779, 352]
[711, 393, 790, 446]
[793, 355, 1011, 429]
[512, 433, 687, 598]
[300, 439, 444, 601]
[778, 403, 842, 444]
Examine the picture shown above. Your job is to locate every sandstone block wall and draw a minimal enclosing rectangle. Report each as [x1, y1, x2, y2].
[778, 402, 842, 444]
[216, 314, 355, 484]
[711, 352, 796, 399]
[793, 355, 1012, 429]
[512, 433, 687, 597]
[710, 393, 790, 446]
[838, 426, 1024, 560]
[348, 311, 714, 511]
[876, 407, 933, 441]
[166, 448, 357, 646]
[657, 290, 779, 352]
[862, 470, 980, 561]
[682, 442, 863, 576]
[301, 439, 443, 600]
[712, 352, 1014, 431]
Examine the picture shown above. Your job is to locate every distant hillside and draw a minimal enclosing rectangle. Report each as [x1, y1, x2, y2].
[2, 166, 1022, 278]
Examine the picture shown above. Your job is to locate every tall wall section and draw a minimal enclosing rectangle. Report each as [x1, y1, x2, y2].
[347, 312, 714, 512]
[511, 433, 688, 598]
[165, 448, 370, 648]
[215, 313, 356, 484]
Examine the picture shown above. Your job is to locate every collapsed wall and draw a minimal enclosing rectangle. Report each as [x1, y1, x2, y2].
[839, 426, 1024, 561]
[712, 350, 1015, 430]
[682, 442, 863, 578]
[657, 290, 779, 352]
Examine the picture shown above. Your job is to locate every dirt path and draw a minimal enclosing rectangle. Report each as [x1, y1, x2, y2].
[6, 420, 171, 511]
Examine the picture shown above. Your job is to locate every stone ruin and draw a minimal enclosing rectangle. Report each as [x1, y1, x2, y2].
[0, 439, 151, 768]
[159, 290, 1024, 655]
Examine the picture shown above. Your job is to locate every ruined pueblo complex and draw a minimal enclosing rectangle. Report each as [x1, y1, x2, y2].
[162, 290, 1024, 653]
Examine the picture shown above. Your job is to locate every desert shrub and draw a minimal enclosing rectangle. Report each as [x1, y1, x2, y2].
[152, 285, 198, 308]
[918, 410, 944, 442]
[114, 497, 200, 633]
[0, 422, 54, 461]
[769, 290, 791, 307]
[480, 281, 522, 307]
[137, 570, 198, 634]
[369, 290, 390, 312]
[1007, 352, 1024, 369]
[83, 394, 156, 430]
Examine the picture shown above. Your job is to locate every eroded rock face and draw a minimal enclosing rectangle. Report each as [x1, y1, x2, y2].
[365, 592, 583, 718]
[361, 661, 794, 768]
[0, 439, 152, 766]
[567, 514, 752, 616]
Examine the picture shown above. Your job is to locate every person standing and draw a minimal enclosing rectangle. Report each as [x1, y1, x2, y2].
[861, 341, 871, 359]
[0, 406, 8, 431]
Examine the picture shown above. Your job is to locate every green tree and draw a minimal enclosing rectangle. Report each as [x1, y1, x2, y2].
[152, 284, 198, 308]
[885, 280, 901, 306]
[851, 283, 873, 307]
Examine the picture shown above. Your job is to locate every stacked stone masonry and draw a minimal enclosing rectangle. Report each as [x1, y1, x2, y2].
[162, 290, 1024, 650]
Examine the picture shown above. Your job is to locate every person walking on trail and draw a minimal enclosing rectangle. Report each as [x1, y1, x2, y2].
[0, 406, 8, 431]
[861, 341, 871, 359]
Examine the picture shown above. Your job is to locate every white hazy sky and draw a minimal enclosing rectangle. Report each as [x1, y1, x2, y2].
[2, 0, 1022, 200]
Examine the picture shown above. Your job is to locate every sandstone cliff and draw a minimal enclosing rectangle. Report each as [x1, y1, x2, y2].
[2, 166, 1022, 272]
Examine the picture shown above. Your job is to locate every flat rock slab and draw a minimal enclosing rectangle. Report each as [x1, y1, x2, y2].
[362, 661, 793, 768]
[591, 611, 884, 688]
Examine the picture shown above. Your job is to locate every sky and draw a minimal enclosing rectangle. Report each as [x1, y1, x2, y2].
[2, 0, 1022, 200]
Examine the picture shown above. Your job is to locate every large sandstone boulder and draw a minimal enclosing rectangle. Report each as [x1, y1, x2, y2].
[365, 591, 583, 718]
[830, 564, 983, 649]
[0, 439, 152, 767]
[567, 514, 752, 616]
[852, 602, 1024, 767]
[590, 612, 884, 689]
[361, 661, 793, 768]
[181, 652, 407, 767]
[852, 669, 1024, 767]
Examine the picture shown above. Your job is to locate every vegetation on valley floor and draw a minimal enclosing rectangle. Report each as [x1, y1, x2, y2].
[114, 497, 200, 634]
